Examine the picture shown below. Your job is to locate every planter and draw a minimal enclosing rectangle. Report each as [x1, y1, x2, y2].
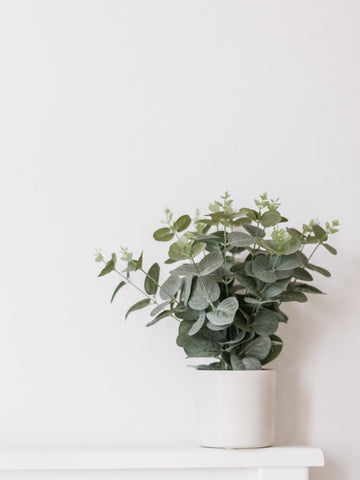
[195, 369, 276, 449]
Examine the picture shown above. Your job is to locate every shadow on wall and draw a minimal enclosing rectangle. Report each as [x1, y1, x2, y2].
[311, 457, 346, 480]
[273, 255, 358, 480]
[274, 303, 316, 446]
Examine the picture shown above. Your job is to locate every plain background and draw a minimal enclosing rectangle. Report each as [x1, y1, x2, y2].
[0, 1, 359, 479]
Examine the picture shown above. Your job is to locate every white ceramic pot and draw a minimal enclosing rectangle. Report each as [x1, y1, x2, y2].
[195, 369, 276, 448]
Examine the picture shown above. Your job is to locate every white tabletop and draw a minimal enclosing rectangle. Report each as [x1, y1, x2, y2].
[0, 446, 324, 470]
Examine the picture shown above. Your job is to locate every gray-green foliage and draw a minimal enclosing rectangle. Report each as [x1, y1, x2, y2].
[96, 192, 339, 370]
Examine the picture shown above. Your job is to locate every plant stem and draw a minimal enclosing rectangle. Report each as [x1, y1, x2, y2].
[307, 241, 321, 261]
[113, 268, 156, 303]
[106, 263, 181, 323]
[139, 267, 180, 306]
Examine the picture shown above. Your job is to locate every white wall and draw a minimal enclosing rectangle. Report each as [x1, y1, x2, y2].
[0, 1, 359, 479]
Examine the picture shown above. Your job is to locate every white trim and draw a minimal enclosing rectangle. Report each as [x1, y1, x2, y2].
[0, 447, 324, 471]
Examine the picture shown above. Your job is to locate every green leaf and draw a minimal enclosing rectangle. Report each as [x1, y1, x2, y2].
[243, 336, 272, 360]
[144, 263, 160, 295]
[219, 331, 246, 351]
[153, 227, 174, 242]
[262, 335, 283, 365]
[207, 297, 239, 326]
[130, 252, 142, 272]
[191, 241, 206, 258]
[234, 274, 259, 296]
[170, 264, 198, 276]
[286, 227, 303, 240]
[305, 235, 318, 244]
[243, 224, 265, 237]
[176, 320, 193, 347]
[189, 311, 206, 336]
[98, 259, 115, 277]
[242, 356, 262, 370]
[252, 310, 281, 336]
[176, 307, 199, 321]
[168, 242, 188, 261]
[193, 234, 221, 242]
[188, 277, 220, 310]
[239, 208, 257, 221]
[258, 239, 279, 255]
[125, 299, 151, 319]
[159, 276, 182, 300]
[279, 291, 308, 302]
[183, 330, 221, 357]
[174, 214, 191, 232]
[198, 251, 224, 276]
[150, 300, 171, 316]
[110, 281, 126, 303]
[274, 253, 302, 271]
[196, 362, 223, 370]
[227, 232, 253, 247]
[292, 268, 313, 281]
[252, 255, 278, 283]
[307, 263, 331, 277]
[232, 217, 253, 226]
[293, 283, 324, 294]
[180, 276, 193, 305]
[260, 209, 282, 227]
[312, 224, 328, 241]
[275, 269, 294, 280]
[146, 309, 174, 326]
[230, 263, 246, 273]
[206, 321, 227, 331]
[323, 243, 337, 255]
[264, 278, 291, 298]
[94, 253, 104, 263]
[244, 297, 263, 304]
[280, 237, 302, 255]
[230, 353, 245, 370]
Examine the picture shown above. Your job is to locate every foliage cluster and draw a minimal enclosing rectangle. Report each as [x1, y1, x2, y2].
[96, 193, 338, 370]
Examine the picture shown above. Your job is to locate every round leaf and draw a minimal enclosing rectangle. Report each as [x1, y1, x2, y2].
[243, 336, 272, 360]
[153, 228, 174, 242]
[230, 353, 245, 370]
[159, 276, 182, 300]
[198, 251, 224, 276]
[191, 241, 206, 258]
[260, 209, 282, 227]
[227, 232, 253, 247]
[252, 310, 280, 335]
[206, 297, 239, 326]
[252, 255, 278, 283]
[174, 215, 191, 232]
[242, 356, 262, 370]
[168, 242, 188, 261]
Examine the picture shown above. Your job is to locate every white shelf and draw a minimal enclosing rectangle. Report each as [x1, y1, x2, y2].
[0, 446, 324, 471]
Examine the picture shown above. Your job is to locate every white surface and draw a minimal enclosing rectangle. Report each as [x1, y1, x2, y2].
[0, 2, 358, 480]
[0, 447, 324, 470]
[196, 370, 275, 448]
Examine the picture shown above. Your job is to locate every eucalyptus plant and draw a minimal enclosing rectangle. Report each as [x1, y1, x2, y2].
[95, 193, 339, 370]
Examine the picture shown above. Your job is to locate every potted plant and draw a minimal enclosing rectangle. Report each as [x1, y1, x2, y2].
[95, 192, 339, 448]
